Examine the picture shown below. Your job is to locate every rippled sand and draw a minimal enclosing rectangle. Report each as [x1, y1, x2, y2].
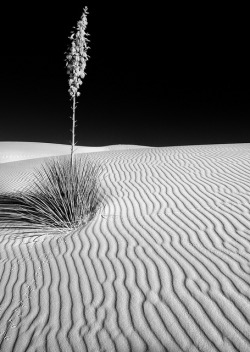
[0, 142, 250, 352]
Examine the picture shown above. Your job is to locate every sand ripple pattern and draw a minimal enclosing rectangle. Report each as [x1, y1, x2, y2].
[0, 143, 250, 351]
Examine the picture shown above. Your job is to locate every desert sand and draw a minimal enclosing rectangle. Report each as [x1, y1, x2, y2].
[0, 142, 250, 352]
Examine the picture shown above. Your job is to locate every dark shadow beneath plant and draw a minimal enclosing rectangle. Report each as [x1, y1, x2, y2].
[0, 156, 106, 234]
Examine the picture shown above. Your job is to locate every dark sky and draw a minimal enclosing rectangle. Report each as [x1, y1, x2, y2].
[0, 2, 249, 147]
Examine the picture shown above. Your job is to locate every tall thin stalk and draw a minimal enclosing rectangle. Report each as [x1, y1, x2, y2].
[65, 6, 90, 168]
[71, 95, 76, 168]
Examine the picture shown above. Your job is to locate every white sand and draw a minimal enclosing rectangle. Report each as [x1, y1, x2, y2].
[0, 142, 250, 352]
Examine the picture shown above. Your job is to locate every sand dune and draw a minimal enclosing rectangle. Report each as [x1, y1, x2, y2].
[0, 142, 250, 351]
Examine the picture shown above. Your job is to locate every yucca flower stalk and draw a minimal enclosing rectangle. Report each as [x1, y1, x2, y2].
[65, 6, 90, 168]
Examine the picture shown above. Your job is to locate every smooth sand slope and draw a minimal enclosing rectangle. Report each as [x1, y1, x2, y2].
[0, 142, 250, 352]
[0, 142, 147, 164]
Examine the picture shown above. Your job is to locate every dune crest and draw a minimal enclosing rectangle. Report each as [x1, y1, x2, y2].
[0, 142, 150, 164]
[0, 142, 106, 164]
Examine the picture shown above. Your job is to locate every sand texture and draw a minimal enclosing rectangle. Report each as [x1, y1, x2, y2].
[0, 143, 250, 352]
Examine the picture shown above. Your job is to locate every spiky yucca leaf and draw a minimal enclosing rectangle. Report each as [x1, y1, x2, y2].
[0, 156, 105, 234]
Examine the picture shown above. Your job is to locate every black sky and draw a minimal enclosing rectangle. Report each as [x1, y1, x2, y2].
[0, 2, 249, 147]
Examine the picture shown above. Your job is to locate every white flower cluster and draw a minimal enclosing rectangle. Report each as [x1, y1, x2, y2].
[65, 6, 90, 98]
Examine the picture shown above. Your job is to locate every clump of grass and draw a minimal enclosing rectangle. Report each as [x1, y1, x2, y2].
[0, 155, 105, 234]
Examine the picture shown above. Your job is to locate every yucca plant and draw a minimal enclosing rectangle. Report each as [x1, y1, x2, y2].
[0, 7, 98, 235]
[0, 156, 105, 234]
[65, 6, 90, 168]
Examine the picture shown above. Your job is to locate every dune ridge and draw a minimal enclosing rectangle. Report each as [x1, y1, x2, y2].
[0, 142, 149, 164]
[0, 143, 250, 351]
